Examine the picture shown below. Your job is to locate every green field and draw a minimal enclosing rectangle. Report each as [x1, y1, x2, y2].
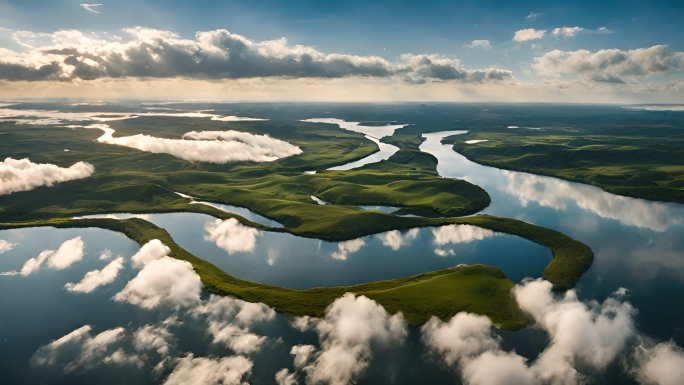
[0, 215, 592, 329]
[0, 114, 595, 328]
[445, 126, 684, 204]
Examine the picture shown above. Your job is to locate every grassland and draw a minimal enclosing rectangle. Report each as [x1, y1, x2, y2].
[444, 126, 684, 204]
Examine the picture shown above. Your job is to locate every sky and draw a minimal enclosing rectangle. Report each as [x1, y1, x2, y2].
[0, 0, 683, 102]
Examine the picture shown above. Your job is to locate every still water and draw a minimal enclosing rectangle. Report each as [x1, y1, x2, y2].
[1, 124, 683, 385]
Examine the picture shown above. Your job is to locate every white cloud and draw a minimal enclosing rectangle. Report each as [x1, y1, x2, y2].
[513, 279, 636, 384]
[377, 228, 419, 250]
[331, 238, 365, 260]
[0, 239, 16, 254]
[163, 354, 253, 385]
[422, 312, 535, 385]
[513, 29, 546, 43]
[65, 256, 125, 293]
[32, 325, 137, 372]
[552, 27, 584, 37]
[295, 293, 407, 385]
[526, 12, 543, 19]
[0, 157, 94, 195]
[291, 344, 316, 369]
[432, 224, 496, 246]
[434, 248, 456, 257]
[464, 40, 491, 49]
[79, 4, 102, 14]
[633, 341, 684, 385]
[130, 239, 171, 269]
[193, 294, 276, 354]
[204, 218, 260, 254]
[114, 256, 202, 310]
[19, 236, 85, 276]
[275, 368, 298, 385]
[533, 45, 684, 83]
[133, 324, 175, 356]
[0, 27, 511, 84]
[595, 26, 614, 34]
[91, 124, 302, 164]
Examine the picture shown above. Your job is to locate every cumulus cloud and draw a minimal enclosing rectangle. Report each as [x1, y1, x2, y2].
[164, 354, 253, 385]
[204, 218, 260, 254]
[399, 54, 513, 83]
[377, 228, 419, 250]
[552, 27, 584, 37]
[133, 323, 176, 356]
[32, 325, 138, 372]
[294, 294, 407, 385]
[65, 256, 125, 293]
[130, 239, 170, 269]
[533, 45, 684, 83]
[0, 157, 94, 195]
[193, 294, 276, 354]
[90, 124, 302, 163]
[464, 40, 491, 49]
[513, 29, 546, 42]
[275, 368, 298, 385]
[0, 239, 16, 254]
[424, 280, 641, 385]
[434, 248, 456, 257]
[291, 344, 316, 369]
[114, 251, 202, 310]
[432, 224, 496, 246]
[513, 279, 636, 385]
[17, 236, 85, 276]
[632, 341, 684, 385]
[0, 27, 510, 84]
[331, 238, 365, 260]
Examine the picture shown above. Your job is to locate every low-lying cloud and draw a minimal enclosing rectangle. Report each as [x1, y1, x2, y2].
[633, 341, 684, 385]
[0, 239, 16, 254]
[90, 124, 302, 163]
[0, 27, 512, 84]
[13, 236, 85, 276]
[65, 256, 125, 293]
[533, 45, 684, 83]
[163, 354, 253, 385]
[204, 218, 260, 254]
[291, 293, 407, 385]
[432, 224, 496, 246]
[0, 157, 94, 195]
[114, 240, 202, 310]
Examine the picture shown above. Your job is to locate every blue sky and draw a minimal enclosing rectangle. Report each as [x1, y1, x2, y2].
[0, 0, 683, 102]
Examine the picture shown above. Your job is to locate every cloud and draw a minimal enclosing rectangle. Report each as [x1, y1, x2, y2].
[513, 279, 636, 384]
[64, 256, 125, 293]
[0, 239, 16, 254]
[130, 239, 170, 269]
[533, 45, 684, 83]
[291, 344, 316, 369]
[0, 27, 511, 84]
[526, 12, 543, 19]
[432, 224, 496, 246]
[193, 294, 276, 354]
[32, 325, 139, 372]
[434, 248, 456, 257]
[133, 323, 176, 356]
[552, 27, 584, 37]
[164, 354, 253, 385]
[275, 368, 298, 385]
[422, 312, 535, 385]
[464, 40, 491, 49]
[204, 218, 260, 254]
[331, 238, 365, 260]
[595, 27, 614, 34]
[377, 228, 419, 250]
[114, 255, 202, 310]
[90, 124, 302, 163]
[18, 236, 85, 276]
[513, 29, 546, 43]
[0, 157, 94, 195]
[632, 341, 684, 385]
[294, 293, 407, 385]
[79, 4, 102, 13]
